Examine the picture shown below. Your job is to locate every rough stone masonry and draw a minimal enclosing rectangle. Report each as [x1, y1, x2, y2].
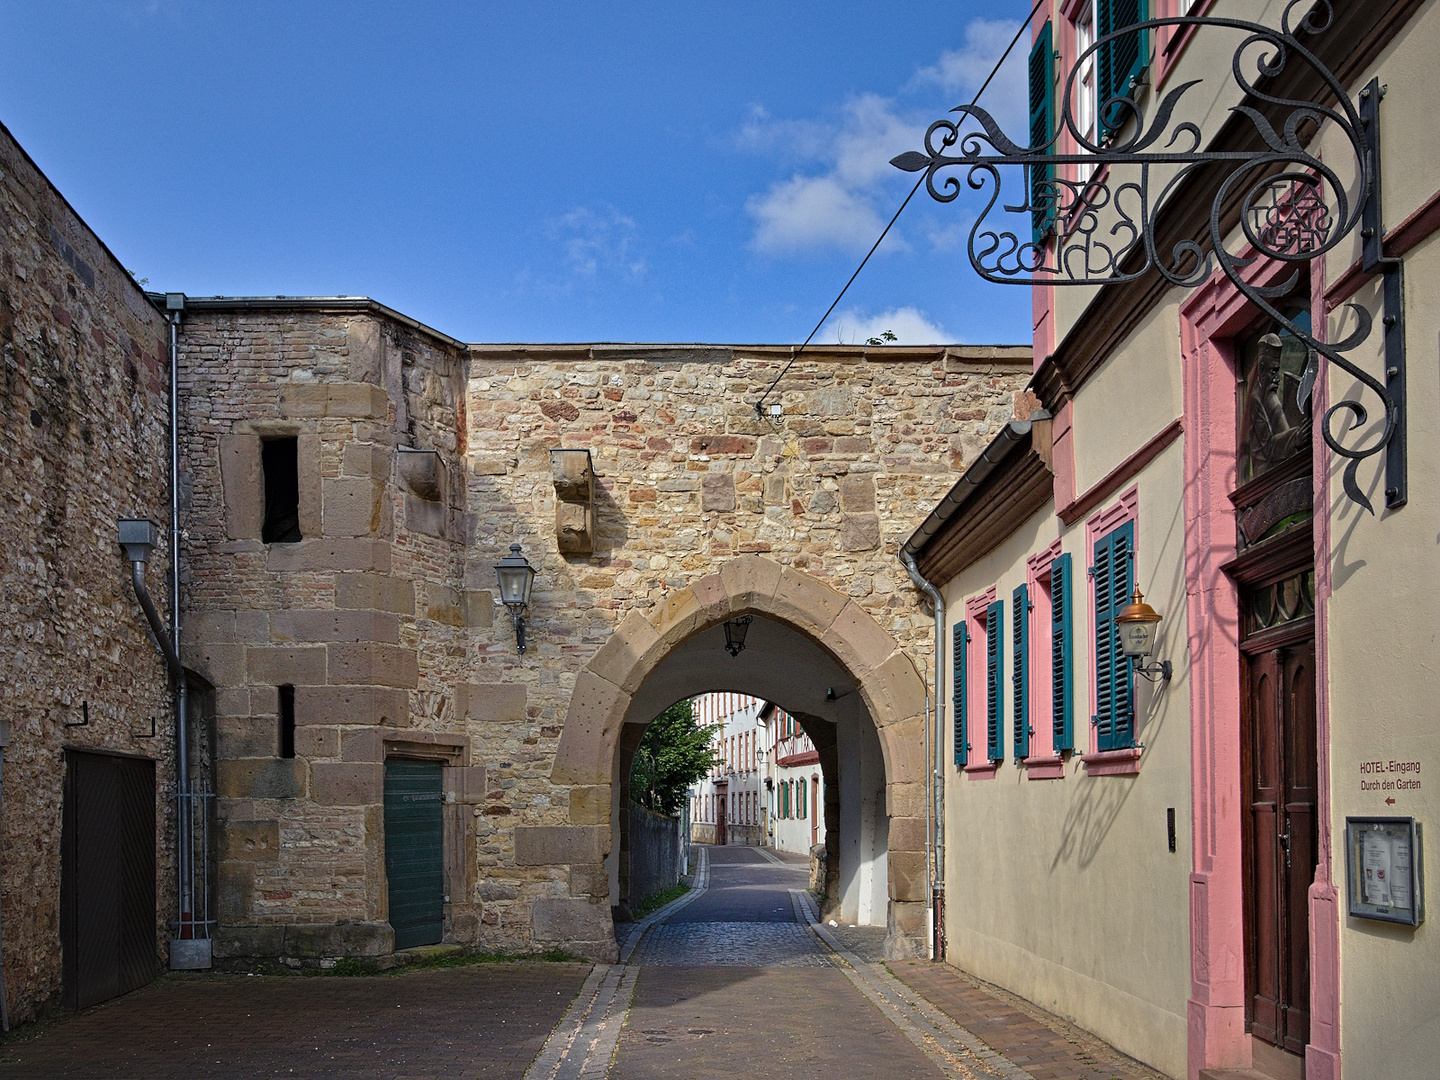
[175, 299, 1029, 964]
[0, 121, 176, 1023]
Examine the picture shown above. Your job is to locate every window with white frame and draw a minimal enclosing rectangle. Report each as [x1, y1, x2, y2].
[1075, 3, 1097, 181]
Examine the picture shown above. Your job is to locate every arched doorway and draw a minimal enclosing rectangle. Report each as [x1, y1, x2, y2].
[551, 555, 929, 960]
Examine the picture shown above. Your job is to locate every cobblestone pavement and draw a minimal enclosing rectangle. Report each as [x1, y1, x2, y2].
[0, 963, 589, 1080]
[628, 922, 830, 967]
[628, 846, 830, 968]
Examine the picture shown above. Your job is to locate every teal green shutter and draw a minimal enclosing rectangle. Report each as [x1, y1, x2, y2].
[953, 622, 969, 767]
[1097, 0, 1149, 138]
[1028, 21, 1055, 244]
[1012, 584, 1030, 759]
[986, 600, 1004, 762]
[1050, 553, 1074, 752]
[1093, 521, 1135, 751]
[384, 760, 444, 950]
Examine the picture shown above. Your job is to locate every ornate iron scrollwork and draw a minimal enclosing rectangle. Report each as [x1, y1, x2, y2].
[893, 1, 1405, 512]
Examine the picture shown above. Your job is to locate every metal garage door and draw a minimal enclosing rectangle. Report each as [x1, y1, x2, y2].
[61, 751, 157, 1009]
[384, 759, 444, 950]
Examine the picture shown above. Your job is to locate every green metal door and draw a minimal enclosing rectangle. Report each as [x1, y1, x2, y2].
[384, 760, 444, 950]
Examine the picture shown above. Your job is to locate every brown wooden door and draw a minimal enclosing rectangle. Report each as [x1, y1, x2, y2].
[715, 782, 727, 846]
[1244, 639, 1316, 1055]
[61, 751, 157, 1010]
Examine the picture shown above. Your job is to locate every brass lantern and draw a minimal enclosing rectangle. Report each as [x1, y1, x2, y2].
[1116, 587, 1171, 681]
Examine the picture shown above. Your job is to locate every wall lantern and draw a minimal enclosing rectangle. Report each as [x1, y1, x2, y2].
[723, 616, 752, 657]
[1117, 588, 1172, 682]
[494, 543, 537, 654]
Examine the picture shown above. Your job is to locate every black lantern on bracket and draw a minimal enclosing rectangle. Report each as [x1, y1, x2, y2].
[494, 543, 537, 654]
[723, 616, 752, 657]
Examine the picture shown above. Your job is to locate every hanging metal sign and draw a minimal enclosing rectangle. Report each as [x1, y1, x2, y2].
[892, 2, 1405, 512]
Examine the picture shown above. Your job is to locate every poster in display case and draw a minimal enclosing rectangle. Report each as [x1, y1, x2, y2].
[1345, 817, 1424, 926]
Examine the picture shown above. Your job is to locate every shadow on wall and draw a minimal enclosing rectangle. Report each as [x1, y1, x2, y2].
[1326, 375, 1384, 591]
[592, 475, 629, 553]
[1052, 498, 1185, 872]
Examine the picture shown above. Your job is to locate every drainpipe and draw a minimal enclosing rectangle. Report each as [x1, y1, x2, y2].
[899, 549, 944, 962]
[163, 294, 207, 969]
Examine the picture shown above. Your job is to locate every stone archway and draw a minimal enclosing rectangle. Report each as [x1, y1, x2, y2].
[550, 555, 929, 959]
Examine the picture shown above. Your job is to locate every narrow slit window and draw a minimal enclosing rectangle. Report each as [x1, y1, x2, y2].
[278, 684, 296, 759]
[261, 437, 302, 543]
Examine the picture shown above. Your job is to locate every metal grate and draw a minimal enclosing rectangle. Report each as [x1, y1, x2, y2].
[172, 781, 216, 940]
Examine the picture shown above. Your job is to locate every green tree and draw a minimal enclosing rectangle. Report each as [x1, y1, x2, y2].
[629, 698, 719, 816]
[865, 329, 898, 346]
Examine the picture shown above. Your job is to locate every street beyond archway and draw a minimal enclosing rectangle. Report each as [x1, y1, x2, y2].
[0, 846, 1165, 1080]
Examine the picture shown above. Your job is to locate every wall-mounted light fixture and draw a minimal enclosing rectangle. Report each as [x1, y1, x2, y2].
[493, 543, 537, 654]
[1117, 587, 1172, 682]
[723, 616, 752, 657]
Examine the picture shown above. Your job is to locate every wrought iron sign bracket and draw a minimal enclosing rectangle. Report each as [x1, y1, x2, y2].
[1359, 78, 1406, 509]
[892, 2, 1406, 514]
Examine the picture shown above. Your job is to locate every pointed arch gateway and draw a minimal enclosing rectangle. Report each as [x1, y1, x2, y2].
[548, 555, 929, 960]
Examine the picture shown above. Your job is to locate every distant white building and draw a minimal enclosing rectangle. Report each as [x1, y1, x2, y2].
[688, 693, 766, 846]
[762, 702, 825, 856]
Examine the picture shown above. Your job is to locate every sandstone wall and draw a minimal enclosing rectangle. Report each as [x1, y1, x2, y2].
[0, 122, 174, 1020]
[178, 304, 1029, 961]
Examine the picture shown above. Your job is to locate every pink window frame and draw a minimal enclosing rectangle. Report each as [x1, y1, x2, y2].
[1024, 538, 1067, 779]
[962, 586, 999, 778]
[1154, 0, 1217, 90]
[1082, 486, 1142, 776]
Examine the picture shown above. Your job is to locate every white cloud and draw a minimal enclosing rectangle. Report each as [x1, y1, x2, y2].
[547, 208, 646, 280]
[742, 95, 921, 255]
[824, 306, 953, 346]
[912, 18, 1028, 141]
[747, 176, 887, 256]
[740, 17, 1029, 259]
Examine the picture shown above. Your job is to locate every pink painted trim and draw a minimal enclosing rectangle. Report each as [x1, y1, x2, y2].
[1306, 250, 1341, 1080]
[1080, 748, 1141, 776]
[1058, 418, 1182, 526]
[1023, 754, 1066, 779]
[964, 587, 999, 766]
[963, 763, 998, 780]
[1179, 251, 1339, 1078]
[1085, 487, 1139, 754]
[1155, 0, 1217, 90]
[1325, 182, 1440, 305]
[1033, 282, 1056, 371]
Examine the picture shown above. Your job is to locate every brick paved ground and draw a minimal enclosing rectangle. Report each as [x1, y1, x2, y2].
[0, 845, 1174, 1080]
[611, 966, 944, 1080]
[611, 845, 943, 1078]
[890, 961, 1170, 1080]
[0, 963, 589, 1080]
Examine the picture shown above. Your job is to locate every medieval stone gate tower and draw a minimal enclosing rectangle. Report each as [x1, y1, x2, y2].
[175, 297, 1028, 963]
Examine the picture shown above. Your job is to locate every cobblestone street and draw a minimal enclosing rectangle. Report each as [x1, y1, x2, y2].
[0, 846, 1168, 1079]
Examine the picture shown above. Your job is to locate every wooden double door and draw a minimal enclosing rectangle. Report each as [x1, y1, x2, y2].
[714, 782, 728, 846]
[1243, 636, 1317, 1057]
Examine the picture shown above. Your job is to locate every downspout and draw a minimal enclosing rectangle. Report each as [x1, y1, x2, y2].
[170, 301, 195, 951]
[123, 295, 207, 969]
[899, 549, 944, 962]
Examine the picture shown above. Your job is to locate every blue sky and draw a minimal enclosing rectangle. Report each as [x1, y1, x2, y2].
[1, 1, 1034, 345]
